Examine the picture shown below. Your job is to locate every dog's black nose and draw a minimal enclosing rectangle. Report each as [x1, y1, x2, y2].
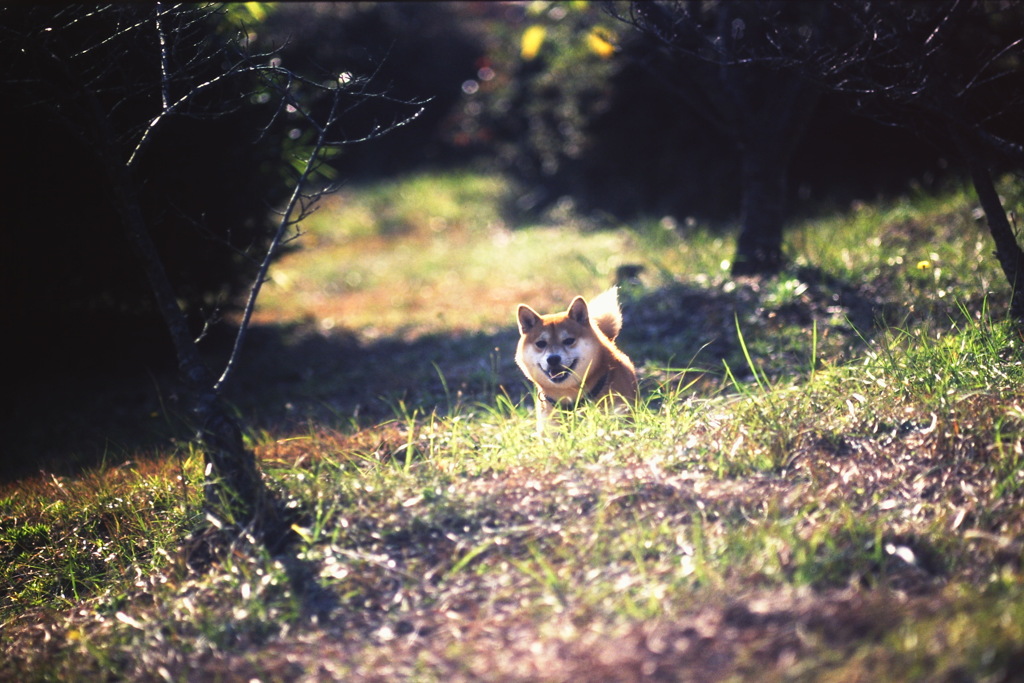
[547, 354, 562, 369]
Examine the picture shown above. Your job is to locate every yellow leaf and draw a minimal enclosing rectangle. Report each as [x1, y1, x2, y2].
[587, 28, 616, 58]
[243, 2, 268, 23]
[521, 25, 547, 60]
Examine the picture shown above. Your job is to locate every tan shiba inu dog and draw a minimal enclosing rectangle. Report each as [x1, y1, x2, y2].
[515, 288, 638, 431]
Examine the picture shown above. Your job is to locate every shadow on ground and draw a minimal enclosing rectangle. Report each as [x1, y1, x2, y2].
[4, 272, 895, 482]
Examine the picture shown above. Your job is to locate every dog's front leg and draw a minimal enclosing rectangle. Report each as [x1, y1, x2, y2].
[535, 393, 558, 435]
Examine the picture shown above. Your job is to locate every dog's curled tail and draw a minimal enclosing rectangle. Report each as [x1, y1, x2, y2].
[588, 287, 623, 341]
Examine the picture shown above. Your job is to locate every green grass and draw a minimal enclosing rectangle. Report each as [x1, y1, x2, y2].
[256, 169, 735, 336]
[4, 171, 1024, 681]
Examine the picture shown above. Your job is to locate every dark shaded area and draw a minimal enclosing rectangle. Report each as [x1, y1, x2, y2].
[2, 321, 520, 482]
[3, 270, 914, 482]
[578, 78, 951, 224]
[1, 6, 289, 385]
[1, 3, 487, 390]
[481, 5, 957, 229]
[253, 2, 486, 178]
[788, 98, 951, 215]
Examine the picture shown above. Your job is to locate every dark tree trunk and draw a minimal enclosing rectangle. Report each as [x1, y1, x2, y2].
[959, 138, 1024, 320]
[99, 122, 271, 527]
[621, 2, 823, 278]
[729, 75, 820, 277]
[194, 390, 271, 526]
[732, 143, 789, 276]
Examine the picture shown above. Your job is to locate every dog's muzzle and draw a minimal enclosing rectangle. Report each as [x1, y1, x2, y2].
[544, 354, 576, 382]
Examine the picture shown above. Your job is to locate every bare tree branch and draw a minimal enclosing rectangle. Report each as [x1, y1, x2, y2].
[1, 4, 430, 537]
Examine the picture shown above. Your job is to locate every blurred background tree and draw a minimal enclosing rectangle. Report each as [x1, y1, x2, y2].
[612, 1, 825, 275]
[789, 0, 1024, 316]
[602, 0, 1024, 307]
[444, 1, 952, 224]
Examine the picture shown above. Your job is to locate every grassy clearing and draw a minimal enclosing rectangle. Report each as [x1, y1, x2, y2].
[257, 172, 650, 337]
[3, 171, 1024, 681]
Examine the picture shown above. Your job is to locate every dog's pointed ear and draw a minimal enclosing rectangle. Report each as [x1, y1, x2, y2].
[567, 296, 589, 325]
[517, 305, 542, 334]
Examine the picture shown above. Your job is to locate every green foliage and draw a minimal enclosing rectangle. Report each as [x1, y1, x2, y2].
[0, 454, 202, 625]
[460, 1, 633, 214]
[220, 2, 274, 27]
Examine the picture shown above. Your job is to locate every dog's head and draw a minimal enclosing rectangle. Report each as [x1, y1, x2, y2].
[515, 297, 601, 394]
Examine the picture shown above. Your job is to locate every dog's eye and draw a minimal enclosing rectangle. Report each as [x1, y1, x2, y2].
[535, 340, 548, 349]
[563, 337, 575, 346]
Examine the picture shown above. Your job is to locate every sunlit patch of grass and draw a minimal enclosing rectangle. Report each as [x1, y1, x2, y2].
[790, 180, 1013, 334]
[866, 304, 1024, 412]
[624, 214, 736, 280]
[304, 170, 509, 243]
[793, 186, 980, 279]
[805, 586, 1024, 681]
[257, 170, 654, 336]
[0, 454, 201, 625]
